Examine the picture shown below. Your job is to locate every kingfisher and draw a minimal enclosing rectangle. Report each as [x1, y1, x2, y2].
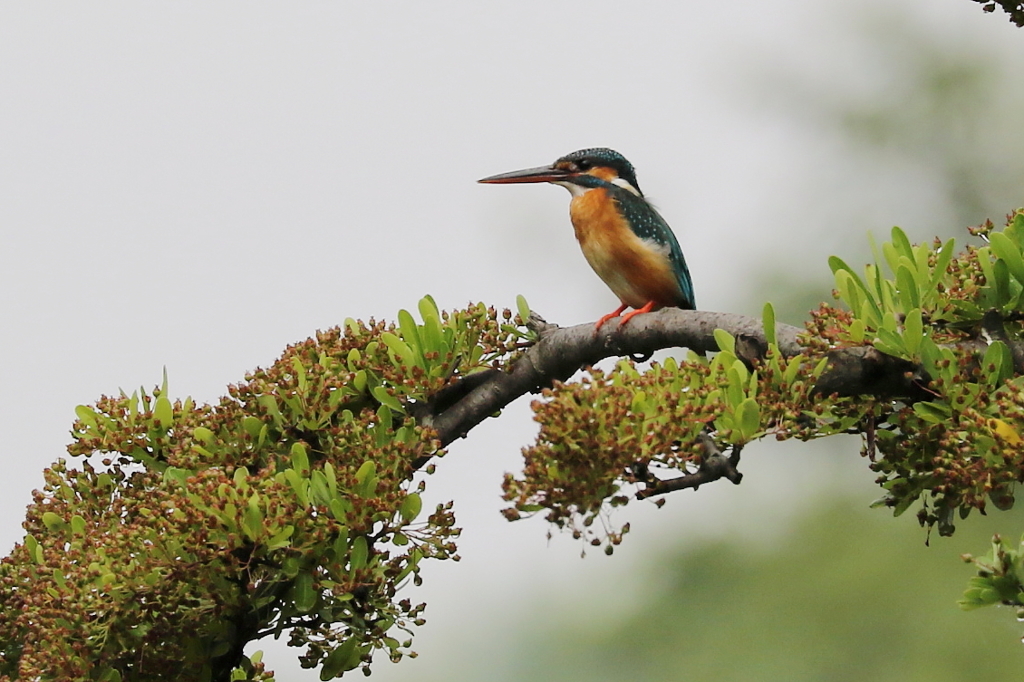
[479, 148, 695, 329]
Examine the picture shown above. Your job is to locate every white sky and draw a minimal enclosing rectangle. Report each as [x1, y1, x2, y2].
[1, 1, 1020, 679]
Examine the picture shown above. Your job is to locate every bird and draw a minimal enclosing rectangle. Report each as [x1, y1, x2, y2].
[478, 148, 695, 329]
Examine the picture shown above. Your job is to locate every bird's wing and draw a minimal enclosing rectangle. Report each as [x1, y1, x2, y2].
[611, 189, 696, 309]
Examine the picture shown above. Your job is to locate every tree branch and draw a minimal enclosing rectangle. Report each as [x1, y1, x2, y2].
[636, 434, 744, 499]
[424, 309, 789, 450]
[422, 309, 785, 450]
[420, 307, 1010, 455]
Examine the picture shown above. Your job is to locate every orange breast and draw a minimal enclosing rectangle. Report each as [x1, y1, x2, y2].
[569, 189, 682, 309]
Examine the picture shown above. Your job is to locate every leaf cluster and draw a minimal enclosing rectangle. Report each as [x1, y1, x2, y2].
[960, 533, 1024, 612]
[504, 211, 1024, 556]
[0, 299, 523, 681]
[826, 212, 1024, 533]
[501, 325, 849, 550]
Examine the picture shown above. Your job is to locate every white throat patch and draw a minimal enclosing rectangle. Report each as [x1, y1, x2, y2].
[553, 180, 593, 198]
[611, 177, 642, 196]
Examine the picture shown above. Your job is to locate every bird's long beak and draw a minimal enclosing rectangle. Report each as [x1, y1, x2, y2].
[477, 165, 573, 184]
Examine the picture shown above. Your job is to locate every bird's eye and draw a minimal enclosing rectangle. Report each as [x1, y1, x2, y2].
[576, 159, 591, 171]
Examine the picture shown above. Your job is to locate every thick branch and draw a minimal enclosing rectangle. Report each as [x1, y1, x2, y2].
[421, 308, 1007, 451]
[424, 309, 784, 448]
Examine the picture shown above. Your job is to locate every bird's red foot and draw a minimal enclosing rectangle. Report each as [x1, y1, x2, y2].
[617, 300, 657, 326]
[595, 303, 629, 331]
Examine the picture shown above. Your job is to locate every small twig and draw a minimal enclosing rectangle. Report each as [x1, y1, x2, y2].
[865, 413, 876, 462]
[636, 433, 743, 499]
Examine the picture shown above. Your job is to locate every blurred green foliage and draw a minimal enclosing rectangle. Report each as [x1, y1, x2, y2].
[497, 500, 1024, 682]
[751, 5, 1024, 326]
[508, 212, 1024, 555]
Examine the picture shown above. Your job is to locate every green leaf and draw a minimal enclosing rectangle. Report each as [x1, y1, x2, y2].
[355, 461, 376, 485]
[726, 363, 747, 407]
[354, 460, 379, 498]
[74, 404, 98, 429]
[762, 302, 776, 347]
[895, 263, 920, 312]
[192, 426, 214, 444]
[310, 471, 332, 506]
[284, 469, 310, 508]
[418, 295, 445, 354]
[154, 395, 174, 427]
[902, 308, 923, 358]
[24, 534, 42, 564]
[848, 319, 865, 343]
[874, 327, 906, 358]
[735, 398, 761, 442]
[241, 416, 263, 440]
[242, 496, 263, 542]
[350, 536, 368, 571]
[371, 385, 405, 413]
[990, 232, 1024, 286]
[830, 256, 882, 322]
[890, 225, 914, 261]
[983, 341, 1013, 388]
[516, 294, 531, 323]
[380, 331, 418, 369]
[418, 294, 439, 321]
[881, 241, 900, 281]
[993, 258, 1011, 308]
[52, 567, 67, 590]
[332, 520, 353, 551]
[891, 490, 918, 517]
[929, 238, 956, 294]
[267, 525, 295, 550]
[376, 404, 393, 431]
[877, 278, 897, 321]
[398, 308, 423, 358]
[834, 271, 862, 316]
[290, 356, 308, 392]
[233, 466, 250, 489]
[320, 637, 361, 679]
[42, 512, 65, 531]
[329, 498, 348, 521]
[163, 467, 189, 487]
[912, 243, 932, 283]
[1012, 212, 1024, 245]
[291, 443, 310, 477]
[400, 493, 423, 523]
[918, 336, 939, 373]
[324, 461, 338, 498]
[291, 571, 317, 613]
[256, 394, 283, 425]
[782, 356, 803, 385]
[281, 555, 302, 579]
[913, 401, 951, 424]
[352, 369, 368, 393]
[713, 329, 735, 354]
